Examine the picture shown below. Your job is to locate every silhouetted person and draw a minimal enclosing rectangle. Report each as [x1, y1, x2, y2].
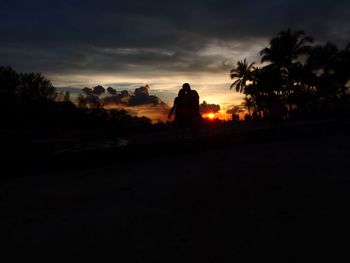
[182, 83, 201, 137]
[168, 83, 202, 138]
[168, 89, 188, 138]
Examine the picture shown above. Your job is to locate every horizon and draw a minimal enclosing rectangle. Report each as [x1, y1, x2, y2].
[55, 81, 240, 121]
[2, 0, 350, 121]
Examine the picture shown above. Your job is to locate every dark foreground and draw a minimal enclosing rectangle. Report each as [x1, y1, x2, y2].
[1, 121, 350, 262]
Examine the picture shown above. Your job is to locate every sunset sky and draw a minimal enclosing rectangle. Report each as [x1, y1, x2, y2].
[1, 0, 349, 120]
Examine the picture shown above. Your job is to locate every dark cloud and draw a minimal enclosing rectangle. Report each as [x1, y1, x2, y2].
[81, 87, 93, 95]
[81, 86, 105, 96]
[200, 101, 221, 114]
[128, 85, 163, 106]
[106, 87, 117, 95]
[92, 85, 166, 107]
[102, 93, 130, 105]
[98, 84, 170, 121]
[1, 0, 350, 77]
[92, 85, 106, 96]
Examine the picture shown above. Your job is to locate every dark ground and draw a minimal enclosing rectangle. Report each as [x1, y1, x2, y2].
[1, 120, 350, 262]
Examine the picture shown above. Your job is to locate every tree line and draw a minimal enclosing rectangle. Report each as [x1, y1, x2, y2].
[0, 66, 153, 132]
[230, 29, 350, 120]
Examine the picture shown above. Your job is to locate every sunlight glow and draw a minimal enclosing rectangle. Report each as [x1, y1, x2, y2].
[207, 113, 216, 119]
[50, 69, 246, 122]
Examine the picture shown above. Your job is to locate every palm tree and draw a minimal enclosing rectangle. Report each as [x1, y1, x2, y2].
[241, 96, 254, 115]
[307, 42, 339, 103]
[307, 42, 338, 75]
[260, 29, 313, 110]
[335, 42, 350, 96]
[260, 29, 313, 67]
[230, 59, 255, 93]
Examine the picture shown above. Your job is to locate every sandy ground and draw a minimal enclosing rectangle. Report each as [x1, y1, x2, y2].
[1, 127, 350, 262]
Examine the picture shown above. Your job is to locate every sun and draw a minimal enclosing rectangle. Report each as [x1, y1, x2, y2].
[207, 113, 215, 119]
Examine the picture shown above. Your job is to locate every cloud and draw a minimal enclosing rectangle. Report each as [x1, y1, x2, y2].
[81, 85, 106, 96]
[1, 0, 350, 117]
[128, 85, 163, 106]
[101, 91, 130, 106]
[199, 101, 221, 114]
[106, 87, 117, 95]
[92, 85, 106, 96]
[1, 0, 350, 78]
[99, 85, 166, 108]
[78, 84, 170, 121]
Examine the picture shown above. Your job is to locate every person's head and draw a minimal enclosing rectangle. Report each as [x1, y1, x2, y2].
[178, 88, 186, 98]
[182, 83, 191, 93]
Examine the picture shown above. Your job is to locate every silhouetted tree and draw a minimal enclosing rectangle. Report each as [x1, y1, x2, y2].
[229, 29, 350, 120]
[64, 92, 71, 102]
[260, 29, 313, 108]
[0, 67, 158, 132]
[230, 59, 255, 92]
[260, 29, 313, 67]
[307, 42, 339, 109]
[77, 94, 87, 108]
[17, 72, 56, 103]
[336, 43, 350, 96]
[0, 68, 57, 126]
[82, 87, 92, 95]
[0, 66, 19, 120]
[241, 96, 254, 115]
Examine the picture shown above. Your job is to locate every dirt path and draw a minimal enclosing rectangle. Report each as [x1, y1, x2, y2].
[1, 133, 350, 262]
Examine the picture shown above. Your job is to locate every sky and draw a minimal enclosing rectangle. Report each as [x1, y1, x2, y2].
[1, 0, 350, 120]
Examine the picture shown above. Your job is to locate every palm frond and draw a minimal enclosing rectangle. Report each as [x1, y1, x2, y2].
[230, 79, 242, 90]
[230, 72, 240, 79]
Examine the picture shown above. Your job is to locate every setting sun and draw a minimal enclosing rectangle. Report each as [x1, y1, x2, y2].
[207, 113, 215, 119]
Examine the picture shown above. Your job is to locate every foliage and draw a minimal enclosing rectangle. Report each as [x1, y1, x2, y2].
[230, 29, 350, 120]
[0, 67, 153, 132]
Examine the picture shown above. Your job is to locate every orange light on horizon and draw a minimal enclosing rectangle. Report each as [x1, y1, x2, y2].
[206, 113, 216, 120]
[202, 110, 235, 121]
[208, 113, 215, 119]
